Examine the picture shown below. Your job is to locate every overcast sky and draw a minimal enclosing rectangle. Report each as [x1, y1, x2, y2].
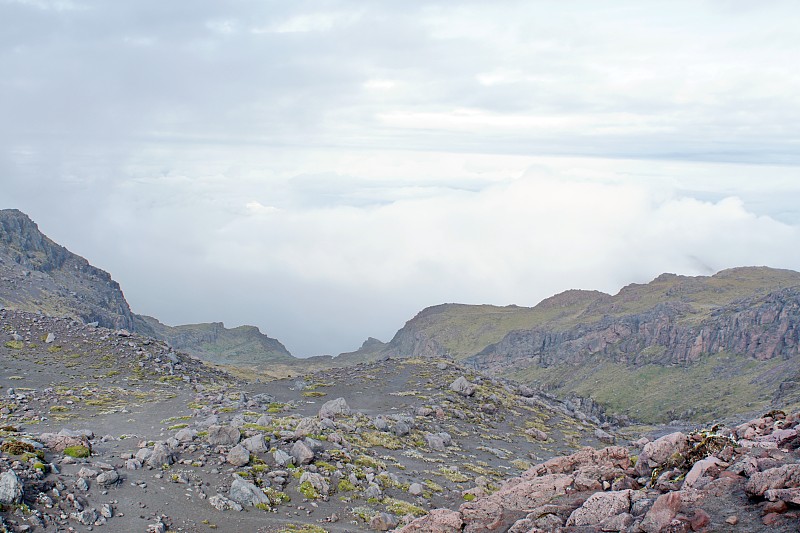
[2, 1, 800, 356]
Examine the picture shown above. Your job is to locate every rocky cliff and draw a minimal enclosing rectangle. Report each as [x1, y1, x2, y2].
[0, 208, 137, 330]
[138, 316, 295, 365]
[343, 267, 800, 422]
[0, 208, 295, 367]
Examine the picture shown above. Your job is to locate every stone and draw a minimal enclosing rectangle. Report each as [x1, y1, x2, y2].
[392, 421, 411, 437]
[0, 470, 23, 504]
[174, 428, 196, 442]
[291, 440, 315, 465]
[227, 444, 250, 467]
[636, 432, 688, 475]
[96, 470, 120, 486]
[397, 509, 464, 532]
[599, 512, 634, 531]
[39, 432, 90, 453]
[425, 433, 446, 451]
[408, 482, 424, 496]
[44, 332, 55, 343]
[525, 428, 548, 441]
[318, 397, 351, 419]
[566, 489, 632, 526]
[209, 494, 243, 512]
[207, 425, 241, 446]
[764, 488, 800, 505]
[300, 471, 330, 497]
[370, 512, 399, 531]
[295, 417, 321, 437]
[241, 434, 267, 453]
[745, 464, 800, 497]
[640, 491, 682, 532]
[683, 456, 723, 489]
[273, 449, 293, 467]
[146, 443, 174, 468]
[229, 476, 271, 507]
[449, 376, 477, 397]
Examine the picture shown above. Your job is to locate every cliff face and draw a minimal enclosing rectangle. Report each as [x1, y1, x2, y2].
[0, 209, 295, 367]
[469, 287, 800, 373]
[0, 209, 137, 330]
[138, 316, 294, 365]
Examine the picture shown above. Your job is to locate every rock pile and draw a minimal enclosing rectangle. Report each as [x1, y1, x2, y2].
[398, 410, 800, 532]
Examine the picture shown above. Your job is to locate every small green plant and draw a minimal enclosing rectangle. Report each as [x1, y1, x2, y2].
[4, 341, 24, 350]
[63, 445, 90, 458]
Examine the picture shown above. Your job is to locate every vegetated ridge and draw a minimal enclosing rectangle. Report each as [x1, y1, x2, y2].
[344, 268, 800, 423]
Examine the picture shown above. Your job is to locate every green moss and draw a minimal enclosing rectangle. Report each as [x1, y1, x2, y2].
[301, 391, 327, 397]
[463, 493, 476, 501]
[337, 479, 356, 492]
[298, 480, 321, 499]
[382, 497, 426, 517]
[63, 445, 90, 458]
[4, 341, 24, 350]
[168, 423, 189, 430]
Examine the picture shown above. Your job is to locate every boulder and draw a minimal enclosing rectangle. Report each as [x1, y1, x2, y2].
[745, 464, 800, 497]
[96, 470, 120, 486]
[398, 509, 464, 532]
[450, 376, 477, 397]
[227, 444, 250, 467]
[241, 434, 267, 453]
[318, 397, 351, 419]
[229, 476, 270, 507]
[290, 440, 315, 465]
[207, 425, 241, 446]
[636, 432, 688, 475]
[369, 512, 399, 531]
[566, 489, 632, 526]
[0, 470, 23, 504]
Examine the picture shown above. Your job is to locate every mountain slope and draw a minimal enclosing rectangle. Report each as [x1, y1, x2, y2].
[138, 315, 295, 365]
[0, 208, 138, 330]
[342, 267, 800, 422]
[0, 208, 295, 367]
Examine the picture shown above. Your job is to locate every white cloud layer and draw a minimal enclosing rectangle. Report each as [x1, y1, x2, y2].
[2, 1, 800, 355]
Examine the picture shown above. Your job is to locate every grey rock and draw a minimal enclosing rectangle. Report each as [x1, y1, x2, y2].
[209, 494, 243, 512]
[229, 476, 271, 507]
[227, 444, 250, 467]
[392, 422, 410, 437]
[146, 443, 174, 468]
[370, 512, 399, 531]
[450, 376, 477, 397]
[174, 428, 196, 442]
[44, 332, 55, 343]
[319, 397, 351, 419]
[291, 440, 315, 465]
[408, 482, 424, 496]
[273, 449, 293, 467]
[96, 470, 120, 486]
[207, 425, 241, 446]
[100, 503, 113, 518]
[0, 470, 23, 504]
[256, 414, 272, 427]
[241, 434, 267, 453]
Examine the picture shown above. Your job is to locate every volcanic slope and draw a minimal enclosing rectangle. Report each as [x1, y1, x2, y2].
[0, 208, 295, 368]
[0, 309, 614, 532]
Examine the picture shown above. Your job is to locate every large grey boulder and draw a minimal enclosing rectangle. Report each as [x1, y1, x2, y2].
[227, 444, 250, 467]
[229, 476, 270, 507]
[318, 397, 351, 419]
[0, 470, 23, 504]
[207, 425, 241, 446]
[450, 376, 477, 397]
[291, 440, 315, 465]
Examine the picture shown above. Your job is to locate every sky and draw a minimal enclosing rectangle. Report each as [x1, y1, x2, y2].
[2, 0, 800, 356]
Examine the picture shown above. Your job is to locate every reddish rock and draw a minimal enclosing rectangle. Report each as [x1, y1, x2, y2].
[636, 432, 689, 475]
[38, 432, 90, 453]
[745, 464, 800, 497]
[397, 509, 463, 533]
[725, 515, 739, 525]
[762, 512, 782, 526]
[763, 499, 788, 514]
[683, 457, 723, 489]
[565, 489, 632, 526]
[689, 508, 710, 531]
[640, 491, 683, 532]
[459, 474, 573, 532]
[764, 487, 800, 505]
